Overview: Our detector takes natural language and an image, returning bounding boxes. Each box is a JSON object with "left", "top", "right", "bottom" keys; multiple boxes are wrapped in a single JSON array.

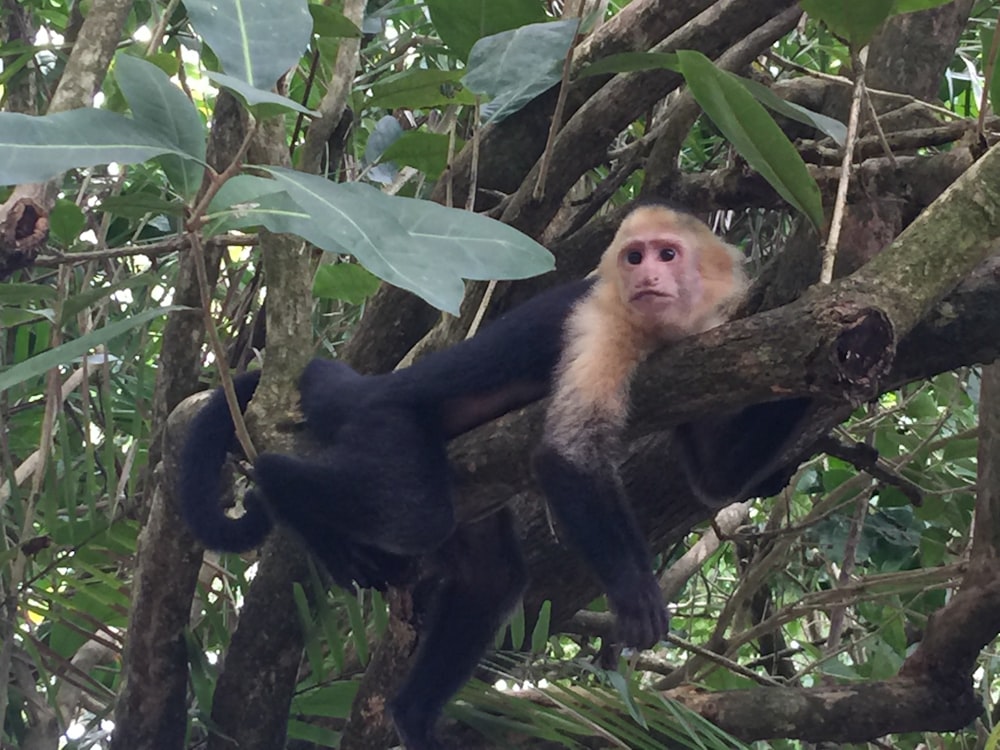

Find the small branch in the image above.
[
  {"left": 817, "top": 435, "right": 924, "bottom": 505},
  {"left": 34, "top": 234, "right": 257, "bottom": 267},
  {"left": 189, "top": 232, "right": 256, "bottom": 462},
  {"left": 767, "top": 51, "right": 964, "bottom": 121},
  {"left": 188, "top": 123, "right": 257, "bottom": 228},
  {"left": 821, "top": 48, "right": 867, "bottom": 284},
  {"left": 533, "top": 13, "right": 582, "bottom": 201},
  {"left": 665, "top": 633, "right": 784, "bottom": 687},
  {"left": 465, "top": 101, "right": 482, "bottom": 212},
  {"left": 298, "top": 0, "right": 365, "bottom": 175},
  {"left": 0, "top": 354, "right": 107, "bottom": 506},
  {"left": 659, "top": 502, "right": 750, "bottom": 604},
  {"left": 825, "top": 486, "right": 871, "bottom": 653},
  {"left": 978, "top": 4, "right": 1000, "bottom": 138}
]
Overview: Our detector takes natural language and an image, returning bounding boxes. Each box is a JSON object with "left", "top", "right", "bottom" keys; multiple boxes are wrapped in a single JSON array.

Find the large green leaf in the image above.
[
  {"left": 981, "top": 27, "right": 1000, "bottom": 117},
  {"left": 211, "top": 169, "right": 554, "bottom": 313},
  {"left": 208, "top": 72, "right": 318, "bottom": 116},
  {"left": 367, "top": 69, "right": 476, "bottom": 110},
  {"left": 677, "top": 50, "right": 824, "bottom": 228},
  {"left": 114, "top": 54, "right": 206, "bottom": 199},
  {"left": 463, "top": 20, "right": 578, "bottom": 125},
  {"left": 0, "top": 306, "right": 182, "bottom": 394},
  {"left": 0, "top": 283, "right": 57, "bottom": 306},
  {"left": 576, "top": 51, "right": 679, "bottom": 79},
  {"left": 426, "top": 0, "right": 547, "bottom": 61},
  {"left": 309, "top": 5, "right": 361, "bottom": 38},
  {"left": 313, "top": 263, "right": 380, "bottom": 305},
  {"left": 380, "top": 131, "right": 457, "bottom": 179},
  {"left": 380, "top": 189, "right": 554, "bottom": 281},
  {"left": 184, "top": 0, "right": 312, "bottom": 89},
  {"left": 893, "top": 0, "right": 954, "bottom": 11},
  {"left": 800, "top": 0, "right": 894, "bottom": 47},
  {"left": 739, "top": 76, "right": 847, "bottom": 145},
  {"left": 0, "top": 110, "right": 188, "bottom": 186}
]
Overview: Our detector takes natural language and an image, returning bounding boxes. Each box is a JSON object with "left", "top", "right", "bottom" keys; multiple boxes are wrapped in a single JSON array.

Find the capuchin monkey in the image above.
[
  {"left": 534, "top": 206, "right": 748, "bottom": 648},
  {"left": 179, "top": 201, "right": 802, "bottom": 750}
]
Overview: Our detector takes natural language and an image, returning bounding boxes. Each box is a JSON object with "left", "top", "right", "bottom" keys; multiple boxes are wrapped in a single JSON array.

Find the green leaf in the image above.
[
  {"left": 529, "top": 600, "right": 552, "bottom": 654},
  {"left": 0, "top": 283, "right": 57, "bottom": 306},
  {"left": 208, "top": 72, "right": 318, "bottom": 117},
  {"left": 739, "top": 76, "right": 847, "bottom": 145},
  {"left": 313, "top": 263, "right": 381, "bottom": 304},
  {"left": 115, "top": 54, "right": 207, "bottom": 199},
  {"left": 286, "top": 721, "right": 340, "bottom": 747},
  {"left": 464, "top": 20, "right": 578, "bottom": 125},
  {"left": 203, "top": 174, "right": 307, "bottom": 235},
  {"left": 59, "top": 273, "right": 159, "bottom": 325},
  {"left": 508, "top": 601, "right": 525, "bottom": 650},
  {"left": 677, "top": 50, "right": 824, "bottom": 228},
  {"left": 892, "top": 0, "right": 953, "bottom": 11},
  {"left": 367, "top": 69, "right": 476, "bottom": 110},
  {"left": 0, "top": 306, "right": 182, "bottom": 394},
  {"left": 576, "top": 51, "right": 678, "bottom": 79},
  {"left": 0, "top": 110, "right": 187, "bottom": 186},
  {"left": 380, "top": 131, "right": 458, "bottom": 179},
  {"left": 309, "top": 5, "right": 361, "bottom": 38},
  {"left": 605, "top": 669, "right": 647, "bottom": 728},
  {"left": 364, "top": 115, "right": 402, "bottom": 184},
  {"left": 49, "top": 200, "right": 87, "bottom": 244},
  {"left": 0, "top": 309, "right": 50, "bottom": 327},
  {"left": 184, "top": 0, "right": 312, "bottom": 89},
  {"left": 342, "top": 591, "right": 369, "bottom": 665},
  {"left": 256, "top": 167, "right": 554, "bottom": 314},
  {"left": 291, "top": 682, "right": 360, "bottom": 718},
  {"left": 99, "top": 191, "right": 185, "bottom": 219},
  {"left": 426, "top": 0, "right": 547, "bottom": 61},
  {"left": 981, "top": 27, "right": 1000, "bottom": 117},
  {"left": 800, "top": 0, "right": 894, "bottom": 47}
]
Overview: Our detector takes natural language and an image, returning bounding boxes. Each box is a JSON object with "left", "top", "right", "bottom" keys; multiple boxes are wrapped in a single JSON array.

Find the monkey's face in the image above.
[{"left": 615, "top": 232, "right": 702, "bottom": 326}]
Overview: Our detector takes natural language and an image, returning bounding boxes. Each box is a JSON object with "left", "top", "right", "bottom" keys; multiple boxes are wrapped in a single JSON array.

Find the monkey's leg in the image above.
[
  {"left": 254, "top": 408, "right": 455, "bottom": 556},
  {"left": 391, "top": 508, "right": 527, "bottom": 750}
]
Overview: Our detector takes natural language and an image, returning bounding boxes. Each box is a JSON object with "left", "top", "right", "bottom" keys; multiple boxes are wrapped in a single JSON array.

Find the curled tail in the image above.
[{"left": 178, "top": 370, "right": 274, "bottom": 551}]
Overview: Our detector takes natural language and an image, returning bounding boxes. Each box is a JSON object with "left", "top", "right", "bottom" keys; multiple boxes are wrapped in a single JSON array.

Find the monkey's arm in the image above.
[
  {"left": 296, "top": 280, "right": 594, "bottom": 440},
  {"left": 533, "top": 444, "right": 669, "bottom": 648}
]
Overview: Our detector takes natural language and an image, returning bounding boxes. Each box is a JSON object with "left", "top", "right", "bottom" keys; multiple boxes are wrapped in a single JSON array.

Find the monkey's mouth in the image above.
[{"left": 631, "top": 290, "right": 673, "bottom": 301}]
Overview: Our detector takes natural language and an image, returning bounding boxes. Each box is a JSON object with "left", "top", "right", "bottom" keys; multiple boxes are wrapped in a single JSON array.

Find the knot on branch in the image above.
[
  {"left": 829, "top": 307, "right": 894, "bottom": 401},
  {"left": 0, "top": 198, "right": 49, "bottom": 279}
]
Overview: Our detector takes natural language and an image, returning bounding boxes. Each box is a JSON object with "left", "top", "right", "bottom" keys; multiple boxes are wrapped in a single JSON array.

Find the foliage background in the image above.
[{"left": 2, "top": 1, "right": 1000, "bottom": 749}]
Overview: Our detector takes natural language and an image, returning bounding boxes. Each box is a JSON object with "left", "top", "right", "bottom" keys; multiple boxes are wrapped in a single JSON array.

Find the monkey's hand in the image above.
[{"left": 608, "top": 571, "right": 669, "bottom": 649}]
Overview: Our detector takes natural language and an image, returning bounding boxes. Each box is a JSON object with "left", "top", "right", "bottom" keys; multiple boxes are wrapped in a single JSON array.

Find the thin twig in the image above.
[
  {"left": 34, "top": 234, "right": 257, "bottom": 267},
  {"left": 465, "top": 101, "right": 481, "bottom": 212},
  {"left": 821, "top": 48, "right": 866, "bottom": 284},
  {"left": 465, "top": 279, "right": 497, "bottom": 339},
  {"left": 664, "top": 633, "right": 784, "bottom": 687},
  {"left": 533, "top": 8, "right": 582, "bottom": 201},
  {"left": 188, "top": 123, "right": 257, "bottom": 228},
  {"left": 978, "top": 4, "right": 1000, "bottom": 138},
  {"left": 768, "top": 51, "right": 964, "bottom": 120},
  {"left": 189, "top": 231, "right": 257, "bottom": 462}
]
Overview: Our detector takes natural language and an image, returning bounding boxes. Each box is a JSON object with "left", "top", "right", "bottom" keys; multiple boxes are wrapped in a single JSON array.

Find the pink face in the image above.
[{"left": 617, "top": 231, "right": 700, "bottom": 322}]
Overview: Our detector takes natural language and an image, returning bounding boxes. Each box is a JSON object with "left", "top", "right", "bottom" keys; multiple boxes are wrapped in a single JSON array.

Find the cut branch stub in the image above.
[
  {"left": 0, "top": 197, "right": 49, "bottom": 279},
  {"left": 825, "top": 304, "right": 895, "bottom": 402},
  {"left": 629, "top": 291, "right": 899, "bottom": 434}
]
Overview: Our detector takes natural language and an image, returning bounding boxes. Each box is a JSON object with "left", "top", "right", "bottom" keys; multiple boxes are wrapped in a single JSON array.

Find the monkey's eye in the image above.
[
  {"left": 659, "top": 247, "right": 677, "bottom": 262},
  {"left": 626, "top": 250, "right": 643, "bottom": 265}
]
